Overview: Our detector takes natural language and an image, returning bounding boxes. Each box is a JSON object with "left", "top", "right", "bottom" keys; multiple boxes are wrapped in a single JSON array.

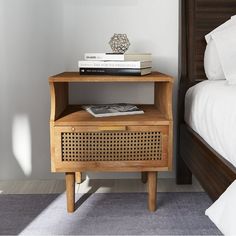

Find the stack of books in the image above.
[{"left": 78, "top": 53, "right": 152, "bottom": 76}]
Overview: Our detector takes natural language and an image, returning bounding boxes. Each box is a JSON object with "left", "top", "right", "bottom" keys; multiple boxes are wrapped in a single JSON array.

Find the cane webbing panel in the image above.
[{"left": 61, "top": 131, "right": 162, "bottom": 162}]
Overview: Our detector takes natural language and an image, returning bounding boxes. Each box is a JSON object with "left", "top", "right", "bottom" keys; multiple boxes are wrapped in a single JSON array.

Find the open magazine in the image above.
[{"left": 83, "top": 103, "right": 144, "bottom": 118}]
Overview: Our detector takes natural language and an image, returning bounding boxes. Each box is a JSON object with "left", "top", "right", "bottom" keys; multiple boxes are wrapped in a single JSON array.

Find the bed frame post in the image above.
[
  {"left": 176, "top": 81, "right": 192, "bottom": 184},
  {"left": 176, "top": 155, "right": 192, "bottom": 184},
  {"left": 176, "top": 0, "right": 192, "bottom": 185}
]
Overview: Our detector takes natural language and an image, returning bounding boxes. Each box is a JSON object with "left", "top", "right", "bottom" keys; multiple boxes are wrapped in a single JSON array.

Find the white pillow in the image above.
[
  {"left": 205, "top": 15, "right": 236, "bottom": 84},
  {"left": 211, "top": 25, "right": 236, "bottom": 85},
  {"left": 204, "top": 38, "right": 225, "bottom": 80},
  {"left": 205, "top": 180, "right": 236, "bottom": 236},
  {"left": 205, "top": 15, "right": 236, "bottom": 43}
]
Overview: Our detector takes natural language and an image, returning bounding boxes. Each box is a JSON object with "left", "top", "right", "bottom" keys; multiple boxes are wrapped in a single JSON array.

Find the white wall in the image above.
[
  {"left": 0, "top": 0, "right": 65, "bottom": 179},
  {"left": 63, "top": 0, "right": 179, "bottom": 179},
  {"left": 0, "top": 0, "right": 179, "bottom": 180}
]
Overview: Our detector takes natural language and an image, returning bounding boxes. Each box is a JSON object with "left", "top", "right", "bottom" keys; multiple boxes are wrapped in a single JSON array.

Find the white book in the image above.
[
  {"left": 83, "top": 103, "right": 144, "bottom": 118},
  {"left": 78, "top": 60, "right": 152, "bottom": 69},
  {"left": 84, "top": 53, "right": 152, "bottom": 61}
]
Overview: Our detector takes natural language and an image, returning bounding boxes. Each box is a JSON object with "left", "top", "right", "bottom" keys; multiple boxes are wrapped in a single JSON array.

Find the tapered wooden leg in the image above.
[
  {"left": 75, "top": 172, "right": 82, "bottom": 184},
  {"left": 148, "top": 171, "right": 157, "bottom": 212},
  {"left": 141, "top": 172, "right": 148, "bottom": 183},
  {"left": 65, "top": 172, "right": 75, "bottom": 213}
]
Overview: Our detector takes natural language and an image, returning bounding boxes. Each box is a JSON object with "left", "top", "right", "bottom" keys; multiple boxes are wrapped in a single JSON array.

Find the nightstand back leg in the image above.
[{"left": 75, "top": 172, "right": 82, "bottom": 184}]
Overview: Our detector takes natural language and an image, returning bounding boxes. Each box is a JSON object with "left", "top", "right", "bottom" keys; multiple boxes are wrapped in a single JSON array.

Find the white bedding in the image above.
[
  {"left": 205, "top": 180, "right": 236, "bottom": 235},
  {"left": 185, "top": 80, "right": 236, "bottom": 167}
]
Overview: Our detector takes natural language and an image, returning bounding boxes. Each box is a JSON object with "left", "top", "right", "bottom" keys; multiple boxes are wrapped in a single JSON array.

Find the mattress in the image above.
[{"left": 185, "top": 80, "right": 236, "bottom": 167}]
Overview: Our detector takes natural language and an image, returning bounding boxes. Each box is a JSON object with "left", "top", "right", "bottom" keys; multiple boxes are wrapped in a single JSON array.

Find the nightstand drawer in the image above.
[{"left": 52, "top": 125, "right": 169, "bottom": 171}]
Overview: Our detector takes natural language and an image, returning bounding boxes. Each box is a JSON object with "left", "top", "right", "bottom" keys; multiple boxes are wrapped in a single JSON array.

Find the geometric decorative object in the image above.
[{"left": 109, "top": 33, "right": 130, "bottom": 54}]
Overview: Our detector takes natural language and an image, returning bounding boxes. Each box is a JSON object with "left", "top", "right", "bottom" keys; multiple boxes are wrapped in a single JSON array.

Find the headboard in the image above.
[
  {"left": 181, "top": 0, "right": 236, "bottom": 84},
  {"left": 178, "top": 0, "right": 236, "bottom": 124},
  {"left": 179, "top": 0, "right": 236, "bottom": 124}
]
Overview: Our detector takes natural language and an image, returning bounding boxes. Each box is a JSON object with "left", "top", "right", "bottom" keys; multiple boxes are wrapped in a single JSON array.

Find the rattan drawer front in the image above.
[{"left": 61, "top": 131, "right": 162, "bottom": 162}]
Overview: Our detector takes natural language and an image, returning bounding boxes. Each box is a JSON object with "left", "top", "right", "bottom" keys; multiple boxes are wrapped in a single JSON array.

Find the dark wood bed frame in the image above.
[{"left": 177, "top": 0, "right": 236, "bottom": 201}]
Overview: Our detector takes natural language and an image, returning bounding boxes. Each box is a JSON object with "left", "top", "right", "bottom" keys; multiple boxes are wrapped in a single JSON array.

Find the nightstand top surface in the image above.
[{"left": 49, "top": 71, "right": 173, "bottom": 83}]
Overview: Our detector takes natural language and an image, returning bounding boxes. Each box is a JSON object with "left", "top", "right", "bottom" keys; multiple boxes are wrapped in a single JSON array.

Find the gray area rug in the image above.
[{"left": 0, "top": 192, "right": 221, "bottom": 235}]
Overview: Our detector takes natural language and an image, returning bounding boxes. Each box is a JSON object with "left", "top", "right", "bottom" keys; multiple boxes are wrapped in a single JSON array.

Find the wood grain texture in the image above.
[
  {"left": 154, "top": 82, "right": 173, "bottom": 120},
  {"left": 168, "top": 121, "right": 173, "bottom": 170},
  {"left": 154, "top": 82, "right": 173, "bottom": 170},
  {"left": 49, "top": 72, "right": 173, "bottom": 83},
  {"left": 180, "top": 124, "right": 236, "bottom": 200},
  {"left": 55, "top": 105, "right": 169, "bottom": 126},
  {"left": 65, "top": 172, "right": 75, "bottom": 213},
  {"left": 177, "top": 0, "right": 236, "bottom": 196},
  {"left": 49, "top": 72, "right": 173, "bottom": 212},
  {"left": 55, "top": 165, "right": 169, "bottom": 173},
  {"left": 75, "top": 172, "right": 82, "bottom": 184},
  {"left": 183, "top": 0, "right": 236, "bottom": 82},
  {"left": 148, "top": 172, "right": 157, "bottom": 212},
  {"left": 50, "top": 82, "right": 68, "bottom": 121},
  {"left": 50, "top": 124, "right": 56, "bottom": 172}
]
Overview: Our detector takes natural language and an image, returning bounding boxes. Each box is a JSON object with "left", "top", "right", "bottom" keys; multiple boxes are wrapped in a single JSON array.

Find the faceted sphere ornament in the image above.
[{"left": 109, "top": 34, "right": 130, "bottom": 54}]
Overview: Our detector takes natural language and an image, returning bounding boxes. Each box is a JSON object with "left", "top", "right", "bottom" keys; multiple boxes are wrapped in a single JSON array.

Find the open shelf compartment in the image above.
[{"left": 54, "top": 104, "right": 170, "bottom": 126}]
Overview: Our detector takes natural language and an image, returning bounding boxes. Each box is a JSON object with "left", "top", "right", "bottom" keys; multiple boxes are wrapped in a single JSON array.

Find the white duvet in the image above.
[
  {"left": 205, "top": 180, "right": 236, "bottom": 235},
  {"left": 185, "top": 80, "right": 236, "bottom": 167}
]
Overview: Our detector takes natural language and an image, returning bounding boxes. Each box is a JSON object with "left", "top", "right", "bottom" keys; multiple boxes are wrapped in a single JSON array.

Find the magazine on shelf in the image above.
[{"left": 83, "top": 103, "right": 144, "bottom": 117}]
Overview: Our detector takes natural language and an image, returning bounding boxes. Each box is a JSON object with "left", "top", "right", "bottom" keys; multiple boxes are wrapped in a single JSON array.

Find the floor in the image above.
[
  {"left": 1, "top": 178, "right": 216, "bottom": 235},
  {"left": 0, "top": 192, "right": 219, "bottom": 235},
  {"left": 0, "top": 177, "right": 203, "bottom": 194}
]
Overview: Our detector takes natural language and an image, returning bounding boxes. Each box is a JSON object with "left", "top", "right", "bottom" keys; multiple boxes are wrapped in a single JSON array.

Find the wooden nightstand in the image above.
[{"left": 49, "top": 72, "right": 173, "bottom": 212}]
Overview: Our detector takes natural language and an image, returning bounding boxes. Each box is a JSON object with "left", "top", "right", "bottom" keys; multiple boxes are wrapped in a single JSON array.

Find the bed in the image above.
[{"left": 177, "top": 0, "right": 236, "bottom": 201}]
